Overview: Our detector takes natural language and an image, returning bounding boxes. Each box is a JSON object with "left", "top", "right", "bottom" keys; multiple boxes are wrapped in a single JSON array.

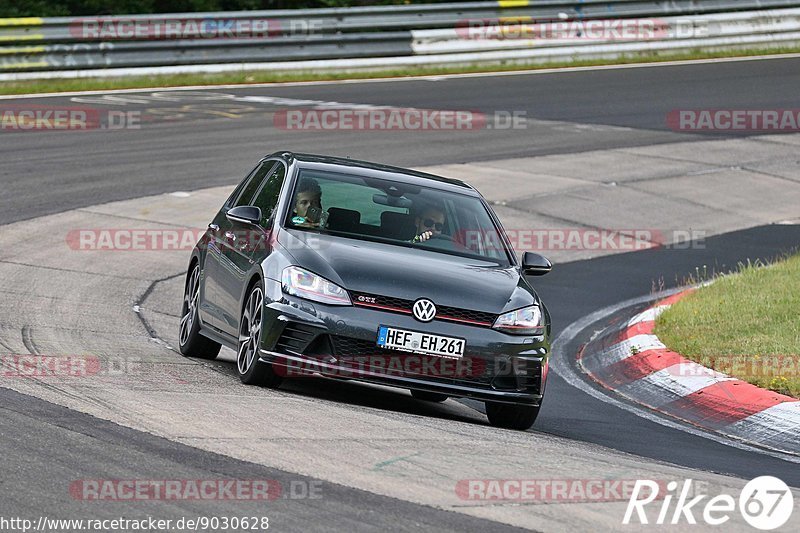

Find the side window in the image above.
[
  {"left": 233, "top": 162, "right": 275, "bottom": 208},
  {"left": 226, "top": 163, "right": 260, "bottom": 209},
  {"left": 251, "top": 163, "right": 286, "bottom": 226}
]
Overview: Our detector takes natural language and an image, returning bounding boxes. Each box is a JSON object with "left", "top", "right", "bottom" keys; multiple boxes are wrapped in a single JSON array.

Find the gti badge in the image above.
[{"left": 412, "top": 298, "right": 436, "bottom": 322}]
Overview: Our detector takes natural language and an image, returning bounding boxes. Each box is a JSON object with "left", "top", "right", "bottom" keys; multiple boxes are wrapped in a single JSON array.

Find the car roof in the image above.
[{"left": 265, "top": 151, "right": 480, "bottom": 196}]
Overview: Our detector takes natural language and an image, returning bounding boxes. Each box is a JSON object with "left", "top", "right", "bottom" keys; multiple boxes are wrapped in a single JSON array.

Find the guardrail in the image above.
[{"left": 2, "top": 0, "right": 800, "bottom": 79}]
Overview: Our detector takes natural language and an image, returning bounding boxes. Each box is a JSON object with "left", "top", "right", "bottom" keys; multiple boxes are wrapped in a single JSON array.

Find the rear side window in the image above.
[
  {"left": 226, "top": 163, "right": 260, "bottom": 209},
  {"left": 233, "top": 162, "right": 276, "bottom": 208},
  {"left": 251, "top": 163, "right": 286, "bottom": 226}
]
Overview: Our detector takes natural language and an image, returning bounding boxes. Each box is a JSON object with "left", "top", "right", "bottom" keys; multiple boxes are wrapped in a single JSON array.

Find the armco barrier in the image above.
[{"left": 2, "top": 0, "right": 800, "bottom": 78}]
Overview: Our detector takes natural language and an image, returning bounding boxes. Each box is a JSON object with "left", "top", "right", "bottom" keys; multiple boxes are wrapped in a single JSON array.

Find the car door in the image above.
[
  {"left": 203, "top": 161, "right": 272, "bottom": 331},
  {"left": 215, "top": 160, "right": 286, "bottom": 338}
]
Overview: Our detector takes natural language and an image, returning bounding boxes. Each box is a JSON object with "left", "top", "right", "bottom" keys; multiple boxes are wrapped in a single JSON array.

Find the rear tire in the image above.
[
  {"left": 237, "top": 281, "right": 282, "bottom": 388},
  {"left": 411, "top": 390, "right": 448, "bottom": 403},
  {"left": 179, "top": 263, "right": 221, "bottom": 360},
  {"left": 485, "top": 402, "right": 540, "bottom": 430}
]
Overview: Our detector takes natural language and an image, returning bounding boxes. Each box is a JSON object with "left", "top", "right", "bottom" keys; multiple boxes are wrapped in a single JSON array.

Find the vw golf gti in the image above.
[{"left": 179, "top": 152, "right": 553, "bottom": 430}]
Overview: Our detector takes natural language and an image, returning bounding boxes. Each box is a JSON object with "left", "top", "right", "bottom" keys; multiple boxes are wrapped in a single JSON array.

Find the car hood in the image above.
[{"left": 278, "top": 229, "right": 536, "bottom": 313}]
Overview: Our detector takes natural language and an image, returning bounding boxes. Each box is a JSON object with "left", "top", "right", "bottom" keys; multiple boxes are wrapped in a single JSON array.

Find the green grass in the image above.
[
  {"left": 655, "top": 255, "right": 800, "bottom": 398},
  {"left": 4, "top": 45, "right": 800, "bottom": 96}
]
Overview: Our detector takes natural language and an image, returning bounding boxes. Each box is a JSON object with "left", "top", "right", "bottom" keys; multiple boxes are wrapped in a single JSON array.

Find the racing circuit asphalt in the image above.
[
  {"left": 2, "top": 57, "right": 800, "bottom": 529},
  {"left": 4, "top": 55, "right": 800, "bottom": 225}
]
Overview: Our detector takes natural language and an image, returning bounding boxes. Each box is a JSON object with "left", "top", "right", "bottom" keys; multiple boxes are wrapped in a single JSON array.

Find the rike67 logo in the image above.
[{"left": 624, "top": 476, "right": 794, "bottom": 530}]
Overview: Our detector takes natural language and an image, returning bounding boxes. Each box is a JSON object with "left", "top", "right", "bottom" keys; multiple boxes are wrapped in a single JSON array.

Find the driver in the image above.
[
  {"left": 412, "top": 204, "right": 446, "bottom": 243},
  {"left": 292, "top": 177, "right": 323, "bottom": 227}
]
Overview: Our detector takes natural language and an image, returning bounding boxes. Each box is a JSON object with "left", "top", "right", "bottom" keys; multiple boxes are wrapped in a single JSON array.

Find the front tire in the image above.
[
  {"left": 237, "top": 281, "right": 282, "bottom": 388},
  {"left": 411, "top": 390, "right": 448, "bottom": 403},
  {"left": 179, "top": 263, "right": 221, "bottom": 360},
  {"left": 485, "top": 402, "right": 540, "bottom": 430}
]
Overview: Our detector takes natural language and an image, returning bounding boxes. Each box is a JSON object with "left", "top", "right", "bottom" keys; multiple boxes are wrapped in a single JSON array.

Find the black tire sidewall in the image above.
[
  {"left": 238, "top": 280, "right": 281, "bottom": 388},
  {"left": 485, "top": 402, "right": 540, "bottom": 430},
  {"left": 179, "top": 264, "right": 220, "bottom": 359}
]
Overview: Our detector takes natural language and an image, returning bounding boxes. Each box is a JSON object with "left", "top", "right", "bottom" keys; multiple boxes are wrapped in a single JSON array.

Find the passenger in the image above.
[{"left": 292, "top": 178, "right": 323, "bottom": 227}]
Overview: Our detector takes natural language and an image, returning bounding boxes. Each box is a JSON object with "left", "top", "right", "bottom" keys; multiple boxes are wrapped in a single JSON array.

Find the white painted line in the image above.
[
  {"left": 2, "top": 52, "right": 800, "bottom": 101},
  {"left": 169, "top": 192, "right": 192, "bottom": 198},
  {"left": 549, "top": 288, "right": 800, "bottom": 462}
]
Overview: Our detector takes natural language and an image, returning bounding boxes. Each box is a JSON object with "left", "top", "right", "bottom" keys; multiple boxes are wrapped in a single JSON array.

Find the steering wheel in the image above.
[{"left": 429, "top": 233, "right": 454, "bottom": 242}]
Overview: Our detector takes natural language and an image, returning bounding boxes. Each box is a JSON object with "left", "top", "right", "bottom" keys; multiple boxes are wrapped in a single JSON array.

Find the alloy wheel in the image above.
[
  {"left": 238, "top": 286, "right": 263, "bottom": 375},
  {"left": 179, "top": 265, "right": 200, "bottom": 346}
]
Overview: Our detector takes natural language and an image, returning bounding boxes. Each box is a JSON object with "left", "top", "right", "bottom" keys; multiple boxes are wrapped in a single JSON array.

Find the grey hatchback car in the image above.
[{"left": 179, "top": 152, "right": 553, "bottom": 430}]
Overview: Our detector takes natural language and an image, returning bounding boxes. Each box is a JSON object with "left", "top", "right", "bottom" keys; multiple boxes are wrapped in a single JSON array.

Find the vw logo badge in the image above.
[{"left": 412, "top": 298, "right": 436, "bottom": 322}]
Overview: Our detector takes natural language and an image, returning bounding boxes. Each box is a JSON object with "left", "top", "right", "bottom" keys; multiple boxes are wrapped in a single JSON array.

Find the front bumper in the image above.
[{"left": 258, "top": 279, "right": 549, "bottom": 405}]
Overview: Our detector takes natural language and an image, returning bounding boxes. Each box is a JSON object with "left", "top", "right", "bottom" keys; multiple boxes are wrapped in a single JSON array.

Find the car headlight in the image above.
[
  {"left": 492, "top": 305, "right": 544, "bottom": 335},
  {"left": 281, "top": 266, "right": 351, "bottom": 306}
]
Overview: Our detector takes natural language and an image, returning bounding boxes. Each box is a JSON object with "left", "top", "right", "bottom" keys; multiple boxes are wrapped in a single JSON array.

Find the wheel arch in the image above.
[
  {"left": 187, "top": 253, "right": 199, "bottom": 273},
  {"left": 241, "top": 271, "right": 264, "bottom": 314}
]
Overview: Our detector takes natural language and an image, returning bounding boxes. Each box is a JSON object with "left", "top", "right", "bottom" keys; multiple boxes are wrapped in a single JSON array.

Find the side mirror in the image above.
[
  {"left": 521, "top": 252, "right": 552, "bottom": 276},
  {"left": 227, "top": 205, "right": 262, "bottom": 226}
]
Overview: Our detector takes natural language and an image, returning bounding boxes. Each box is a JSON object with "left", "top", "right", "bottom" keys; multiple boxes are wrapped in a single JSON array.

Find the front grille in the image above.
[
  {"left": 330, "top": 335, "right": 379, "bottom": 358},
  {"left": 350, "top": 292, "right": 412, "bottom": 315},
  {"left": 350, "top": 291, "right": 497, "bottom": 327},
  {"left": 437, "top": 305, "right": 496, "bottom": 326}
]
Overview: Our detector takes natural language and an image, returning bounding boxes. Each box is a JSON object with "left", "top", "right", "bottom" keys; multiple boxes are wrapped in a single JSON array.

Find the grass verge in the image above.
[
  {"left": 3, "top": 45, "right": 800, "bottom": 96},
  {"left": 655, "top": 255, "right": 800, "bottom": 398}
]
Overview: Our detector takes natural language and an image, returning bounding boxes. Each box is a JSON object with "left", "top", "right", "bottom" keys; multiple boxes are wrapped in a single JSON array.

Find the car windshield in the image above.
[{"left": 285, "top": 169, "right": 512, "bottom": 265}]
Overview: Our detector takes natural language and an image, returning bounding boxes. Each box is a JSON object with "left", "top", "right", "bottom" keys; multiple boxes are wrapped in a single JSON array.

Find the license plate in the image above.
[{"left": 377, "top": 325, "right": 465, "bottom": 359}]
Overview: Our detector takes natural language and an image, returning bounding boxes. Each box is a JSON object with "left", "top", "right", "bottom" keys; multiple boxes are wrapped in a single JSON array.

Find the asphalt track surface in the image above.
[
  {"left": 2, "top": 57, "right": 800, "bottom": 529},
  {"left": 4, "top": 56, "right": 800, "bottom": 225},
  {"left": 0, "top": 387, "right": 522, "bottom": 532},
  {"left": 539, "top": 224, "right": 800, "bottom": 484}
]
